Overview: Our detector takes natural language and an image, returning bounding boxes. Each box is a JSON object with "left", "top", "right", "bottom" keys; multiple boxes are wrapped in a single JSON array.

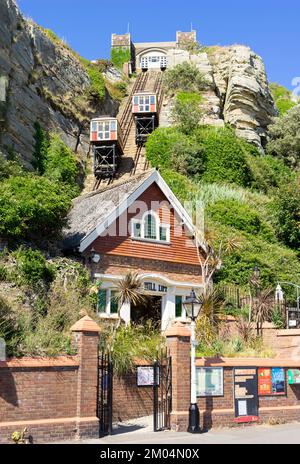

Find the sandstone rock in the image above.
[
  {"left": 160, "top": 45, "right": 277, "bottom": 150},
  {"left": 0, "top": 0, "right": 119, "bottom": 167}
]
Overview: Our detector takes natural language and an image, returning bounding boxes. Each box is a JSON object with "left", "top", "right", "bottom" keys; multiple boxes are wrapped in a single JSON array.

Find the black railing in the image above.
[{"left": 97, "top": 352, "right": 113, "bottom": 437}]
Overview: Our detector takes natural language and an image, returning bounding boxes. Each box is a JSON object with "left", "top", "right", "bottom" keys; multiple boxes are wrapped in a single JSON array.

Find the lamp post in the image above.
[{"left": 183, "top": 289, "right": 203, "bottom": 434}]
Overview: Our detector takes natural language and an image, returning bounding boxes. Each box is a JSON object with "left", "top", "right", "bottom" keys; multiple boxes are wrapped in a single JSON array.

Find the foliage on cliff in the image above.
[{"left": 146, "top": 100, "right": 300, "bottom": 293}]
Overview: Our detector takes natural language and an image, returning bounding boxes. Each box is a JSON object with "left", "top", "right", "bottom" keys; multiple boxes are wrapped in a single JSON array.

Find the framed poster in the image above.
[
  {"left": 137, "top": 366, "right": 156, "bottom": 387},
  {"left": 196, "top": 367, "right": 224, "bottom": 397},
  {"left": 271, "top": 368, "right": 286, "bottom": 395},
  {"left": 258, "top": 368, "right": 286, "bottom": 396},
  {"left": 234, "top": 368, "right": 258, "bottom": 423},
  {"left": 288, "top": 369, "right": 300, "bottom": 385},
  {"left": 258, "top": 368, "right": 272, "bottom": 396}
]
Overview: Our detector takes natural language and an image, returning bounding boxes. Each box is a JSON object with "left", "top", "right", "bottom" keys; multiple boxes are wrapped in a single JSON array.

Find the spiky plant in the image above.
[
  {"left": 252, "top": 288, "right": 274, "bottom": 336},
  {"left": 115, "top": 272, "right": 147, "bottom": 309},
  {"left": 196, "top": 288, "right": 225, "bottom": 346}
]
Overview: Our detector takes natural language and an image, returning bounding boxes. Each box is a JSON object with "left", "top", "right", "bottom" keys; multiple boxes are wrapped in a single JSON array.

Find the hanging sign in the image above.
[
  {"left": 196, "top": 367, "right": 224, "bottom": 397},
  {"left": 288, "top": 369, "right": 300, "bottom": 385},
  {"left": 234, "top": 368, "right": 258, "bottom": 423}
]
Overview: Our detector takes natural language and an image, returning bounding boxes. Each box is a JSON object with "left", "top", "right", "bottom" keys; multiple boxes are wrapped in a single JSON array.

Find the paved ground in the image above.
[{"left": 57, "top": 417, "right": 300, "bottom": 444}]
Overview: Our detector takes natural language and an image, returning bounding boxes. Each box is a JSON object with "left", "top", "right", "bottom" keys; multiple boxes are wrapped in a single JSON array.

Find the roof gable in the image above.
[{"left": 63, "top": 170, "right": 197, "bottom": 253}]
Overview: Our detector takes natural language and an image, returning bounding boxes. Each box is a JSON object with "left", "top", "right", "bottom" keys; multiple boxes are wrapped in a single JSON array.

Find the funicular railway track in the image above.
[{"left": 91, "top": 70, "right": 164, "bottom": 191}]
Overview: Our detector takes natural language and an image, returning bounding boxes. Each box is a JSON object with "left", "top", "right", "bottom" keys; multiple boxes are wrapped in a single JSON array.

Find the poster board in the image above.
[
  {"left": 234, "top": 368, "right": 258, "bottom": 423},
  {"left": 196, "top": 367, "right": 224, "bottom": 397},
  {"left": 288, "top": 369, "right": 300, "bottom": 385},
  {"left": 137, "top": 366, "right": 156, "bottom": 387},
  {"left": 258, "top": 368, "right": 285, "bottom": 396}
]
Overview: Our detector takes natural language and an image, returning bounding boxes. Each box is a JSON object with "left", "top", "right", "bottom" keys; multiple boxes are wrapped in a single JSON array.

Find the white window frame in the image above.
[{"left": 131, "top": 211, "right": 170, "bottom": 244}]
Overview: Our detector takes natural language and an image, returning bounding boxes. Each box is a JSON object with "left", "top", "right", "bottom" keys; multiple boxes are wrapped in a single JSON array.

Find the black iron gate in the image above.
[
  {"left": 97, "top": 352, "right": 113, "bottom": 437},
  {"left": 153, "top": 351, "right": 172, "bottom": 432}
]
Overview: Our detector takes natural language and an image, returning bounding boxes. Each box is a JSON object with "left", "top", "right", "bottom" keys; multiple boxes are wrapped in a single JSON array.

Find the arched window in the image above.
[
  {"left": 144, "top": 213, "right": 157, "bottom": 240},
  {"left": 131, "top": 211, "right": 170, "bottom": 243}
]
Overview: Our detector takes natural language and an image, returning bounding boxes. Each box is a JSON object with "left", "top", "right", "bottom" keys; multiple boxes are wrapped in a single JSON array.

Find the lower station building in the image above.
[{"left": 64, "top": 170, "right": 206, "bottom": 330}]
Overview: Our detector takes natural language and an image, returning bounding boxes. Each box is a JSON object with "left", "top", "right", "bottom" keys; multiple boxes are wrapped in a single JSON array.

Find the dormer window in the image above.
[{"left": 132, "top": 211, "right": 170, "bottom": 244}]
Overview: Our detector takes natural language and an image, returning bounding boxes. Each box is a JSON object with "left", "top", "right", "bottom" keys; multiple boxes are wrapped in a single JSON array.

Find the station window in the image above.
[
  {"left": 145, "top": 213, "right": 157, "bottom": 240},
  {"left": 175, "top": 296, "right": 183, "bottom": 318},
  {"left": 131, "top": 211, "right": 170, "bottom": 243},
  {"left": 98, "top": 289, "right": 107, "bottom": 314},
  {"left": 132, "top": 221, "right": 142, "bottom": 238},
  {"left": 110, "top": 290, "right": 119, "bottom": 314}
]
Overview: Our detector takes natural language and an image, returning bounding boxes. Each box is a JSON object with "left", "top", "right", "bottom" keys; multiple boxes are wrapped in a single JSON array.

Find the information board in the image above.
[
  {"left": 234, "top": 368, "right": 258, "bottom": 423},
  {"left": 196, "top": 367, "right": 224, "bottom": 397},
  {"left": 137, "top": 366, "right": 155, "bottom": 387}
]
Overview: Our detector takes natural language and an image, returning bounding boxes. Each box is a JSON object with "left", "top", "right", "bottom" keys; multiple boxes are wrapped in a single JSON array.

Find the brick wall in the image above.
[
  {"left": 0, "top": 358, "right": 79, "bottom": 444},
  {"left": 0, "top": 316, "right": 101, "bottom": 444},
  {"left": 113, "top": 370, "right": 153, "bottom": 422},
  {"left": 196, "top": 359, "right": 300, "bottom": 430}
]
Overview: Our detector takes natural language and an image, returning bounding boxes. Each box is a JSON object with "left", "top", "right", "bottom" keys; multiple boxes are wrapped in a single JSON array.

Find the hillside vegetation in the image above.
[{"left": 146, "top": 64, "right": 300, "bottom": 294}]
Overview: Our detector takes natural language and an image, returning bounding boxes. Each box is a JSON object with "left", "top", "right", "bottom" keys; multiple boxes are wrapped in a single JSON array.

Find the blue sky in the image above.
[{"left": 17, "top": 0, "right": 300, "bottom": 89}]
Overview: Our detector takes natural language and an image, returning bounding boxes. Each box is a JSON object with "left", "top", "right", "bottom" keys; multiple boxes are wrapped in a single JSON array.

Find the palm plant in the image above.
[
  {"left": 196, "top": 288, "right": 225, "bottom": 347},
  {"left": 115, "top": 272, "right": 147, "bottom": 309},
  {"left": 252, "top": 288, "right": 274, "bottom": 336},
  {"left": 194, "top": 226, "right": 242, "bottom": 296}
]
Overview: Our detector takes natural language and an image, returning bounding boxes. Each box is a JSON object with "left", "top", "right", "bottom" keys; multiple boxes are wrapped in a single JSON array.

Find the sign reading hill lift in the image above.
[{"left": 234, "top": 368, "right": 258, "bottom": 423}]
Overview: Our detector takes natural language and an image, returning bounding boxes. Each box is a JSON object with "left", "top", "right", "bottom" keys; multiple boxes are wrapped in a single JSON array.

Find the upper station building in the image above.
[{"left": 111, "top": 30, "right": 197, "bottom": 73}]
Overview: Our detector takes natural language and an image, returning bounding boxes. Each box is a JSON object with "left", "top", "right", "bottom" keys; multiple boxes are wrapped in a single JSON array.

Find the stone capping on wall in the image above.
[
  {"left": 70, "top": 315, "right": 101, "bottom": 333},
  {"left": 0, "top": 356, "right": 79, "bottom": 369},
  {"left": 196, "top": 357, "right": 300, "bottom": 367},
  {"left": 277, "top": 329, "right": 300, "bottom": 337}
]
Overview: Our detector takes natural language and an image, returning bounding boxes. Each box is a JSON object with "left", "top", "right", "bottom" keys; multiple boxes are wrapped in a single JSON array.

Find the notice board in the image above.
[
  {"left": 234, "top": 368, "right": 258, "bottom": 423},
  {"left": 258, "top": 368, "right": 285, "bottom": 396}
]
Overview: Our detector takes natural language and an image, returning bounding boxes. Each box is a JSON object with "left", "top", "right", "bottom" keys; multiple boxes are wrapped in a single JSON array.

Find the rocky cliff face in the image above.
[
  {"left": 0, "top": 0, "right": 119, "bottom": 167},
  {"left": 160, "top": 45, "right": 277, "bottom": 150}
]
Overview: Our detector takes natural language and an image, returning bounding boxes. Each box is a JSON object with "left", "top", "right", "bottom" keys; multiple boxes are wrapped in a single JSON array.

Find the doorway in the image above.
[{"left": 131, "top": 295, "right": 162, "bottom": 327}]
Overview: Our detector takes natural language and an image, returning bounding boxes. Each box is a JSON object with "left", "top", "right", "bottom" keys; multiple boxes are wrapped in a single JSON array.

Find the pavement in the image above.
[{"left": 56, "top": 416, "right": 300, "bottom": 445}]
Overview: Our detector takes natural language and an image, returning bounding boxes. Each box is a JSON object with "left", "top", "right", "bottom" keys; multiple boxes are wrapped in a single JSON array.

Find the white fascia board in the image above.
[
  {"left": 79, "top": 170, "right": 198, "bottom": 253},
  {"left": 94, "top": 272, "right": 204, "bottom": 289}
]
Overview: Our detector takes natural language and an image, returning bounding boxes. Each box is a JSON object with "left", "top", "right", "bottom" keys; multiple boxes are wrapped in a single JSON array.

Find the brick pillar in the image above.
[
  {"left": 166, "top": 323, "right": 191, "bottom": 432},
  {"left": 71, "top": 316, "right": 101, "bottom": 440}
]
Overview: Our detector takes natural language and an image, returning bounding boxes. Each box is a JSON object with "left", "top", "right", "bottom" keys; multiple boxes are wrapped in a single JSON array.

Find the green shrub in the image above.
[
  {"left": 215, "top": 224, "right": 300, "bottom": 294},
  {"left": 267, "top": 104, "right": 300, "bottom": 168},
  {"left": 0, "top": 296, "right": 20, "bottom": 356},
  {"left": 32, "top": 121, "right": 50, "bottom": 174},
  {"left": 160, "top": 168, "right": 197, "bottom": 202},
  {"left": 110, "top": 47, "right": 131, "bottom": 70},
  {"left": 271, "top": 178, "right": 300, "bottom": 248},
  {"left": 13, "top": 247, "right": 54, "bottom": 286},
  {"left": 0, "top": 265, "right": 8, "bottom": 282},
  {"left": 207, "top": 199, "right": 276, "bottom": 241},
  {"left": 247, "top": 153, "right": 293, "bottom": 193},
  {"left": 0, "top": 174, "right": 72, "bottom": 239},
  {"left": 82, "top": 60, "right": 106, "bottom": 102},
  {"left": 196, "top": 126, "right": 255, "bottom": 186},
  {"left": 171, "top": 92, "right": 203, "bottom": 134},
  {"left": 101, "top": 322, "right": 164, "bottom": 375},
  {"left": 44, "top": 133, "right": 79, "bottom": 194},
  {"left": 0, "top": 152, "right": 24, "bottom": 180},
  {"left": 146, "top": 127, "right": 202, "bottom": 174},
  {"left": 270, "top": 83, "right": 296, "bottom": 116},
  {"left": 163, "top": 62, "right": 207, "bottom": 95}
]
